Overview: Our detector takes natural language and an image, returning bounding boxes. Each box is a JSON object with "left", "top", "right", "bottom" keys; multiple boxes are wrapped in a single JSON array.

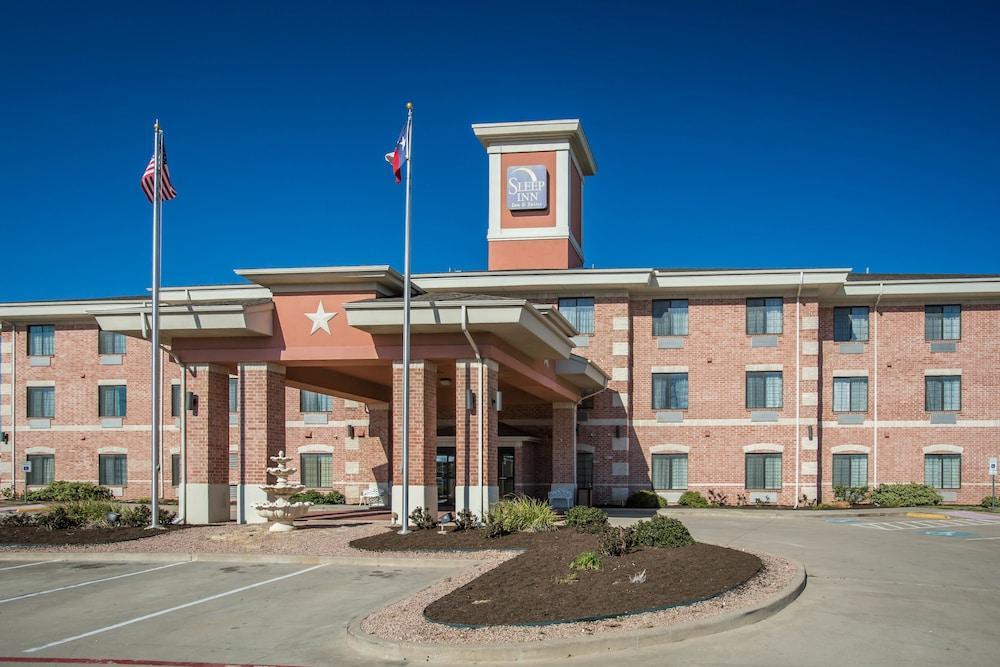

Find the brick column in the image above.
[
  {"left": 185, "top": 364, "right": 230, "bottom": 524},
  {"left": 238, "top": 363, "right": 286, "bottom": 524},
  {"left": 391, "top": 361, "right": 437, "bottom": 524},
  {"left": 454, "top": 358, "right": 499, "bottom": 517},
  {"left": 552, "top": 402, "right": 577, "bottom": 506}
]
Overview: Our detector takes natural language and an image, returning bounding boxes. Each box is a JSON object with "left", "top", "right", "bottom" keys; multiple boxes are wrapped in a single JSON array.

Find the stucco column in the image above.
[
  {"left": 185, "top": 364, "right": 231, "bottom": 524},
  {"left": 551, "top": 402, "right": 577, "bottom": 506},
  {"left": 238, "top": 362, "right": 286, "bottom": 524},
  {"left": 391, "top": 360, "right": 437, "bottom": 524},
  {"left": 454, "top": 358, "right": 500, "bottom": 517}
]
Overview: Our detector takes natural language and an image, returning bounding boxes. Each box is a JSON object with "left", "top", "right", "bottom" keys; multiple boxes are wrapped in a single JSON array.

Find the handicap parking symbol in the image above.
[{"left": 921, "top": 529, "right": 976, "bottom": 538}]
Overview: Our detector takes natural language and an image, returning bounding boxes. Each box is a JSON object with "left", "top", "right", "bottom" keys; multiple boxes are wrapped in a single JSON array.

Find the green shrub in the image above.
[
  {"left": 564, "top": 505, "right": 608, "bottom": 533},
  {"left": 833, "top": 486, "right": 870, "bottom": 504},
  {"left": 117, "top": 504, "right": 176, "bottom": 527},
  {"left": 0, "top": 511, "right": 37, "bottom": 527},
  {"left": 569, "top": 551, "right": 602, "bottom": 571},
  {"left": 678, "top": 491, "right": 709, "bottom": 508},
  {"left": 289, "top": 489, "right": 345, "bottom": 505},
  {"left": 982, "top": 496, "right": 999, "bottom": 510},
  {"left": 408, "top": 506, "right": 437, "bottom": 530},
  {"left": 625, "top": 490, "right": 667, "bottom": 508},
  {"left": 871, "top": 483, "right": 943, "bottom": 508},
  {"left": 484, "top": 495, "right": 556, "bottom": 534},
  {"left": 598, "top": 525, "right": 636, "bottom": 557},
  {"left": 633, "top": 515, "right": 695, "bottom": 549},
  {"left": 26, "top": 481, "right": 113, "bottom": 502},
  {"left": 36, "top": 504, "right": 87, "bottom": 530},
  {"left": 454, "top": 508, "right": 480, "bottom": 531}
]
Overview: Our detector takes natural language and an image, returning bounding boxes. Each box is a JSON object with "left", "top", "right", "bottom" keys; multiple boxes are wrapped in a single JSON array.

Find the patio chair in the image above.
[
  {"left": 547, "top": 487, "right": 573, "bottom": 510},
  {"left": 360, "top": 483, "right": 385, "bottom": 508}
]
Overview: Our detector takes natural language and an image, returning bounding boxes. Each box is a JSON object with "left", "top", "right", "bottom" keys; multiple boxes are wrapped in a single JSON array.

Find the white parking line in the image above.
[
  {"left": 0, "top": 560, "right": 61, "bottom": 572},
  {"left": 967, "top": 536, "right": 1000, "bottom": 541},
  {"left": 854, "top": 518, "right": 1000, "bottom": 531},
  {"left": 23, "top": 563, "right": 327, "bottom": 653},
  {"left": 0, "top": 561, "right": 188, "bottom": 605}
]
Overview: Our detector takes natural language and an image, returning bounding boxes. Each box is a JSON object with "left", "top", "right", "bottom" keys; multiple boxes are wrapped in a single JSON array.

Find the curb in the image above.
[
  {"left": 344, "top": 559, "right": 807, "bottom": 663},
  {"left": 656, "top": 508, "right": 922, "bottom": 520},
  {"left": 0, "top": 550, "right": 479, "bottom": 569}
]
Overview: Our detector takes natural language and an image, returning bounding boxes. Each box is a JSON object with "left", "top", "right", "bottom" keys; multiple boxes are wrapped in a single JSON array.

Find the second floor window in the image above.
[
  {"left": 300, "top": 390, "right": 333, "bottom": 413},
  {"left": 925, "top": 375, "right": 960, "bottom": 412},
  {"left": 746, "top": 298, "right": 783, "bottom": 335},
  {"left": 26, "top": 386, "right": 55, "bottom": 418},
  {"left": 834, "top": 307, "right": 869, "bottom": 342},
  {"left": 558, "top": 297, "right": 595, "bottom": 335},
  {"left": 925, "top": 305, "right": 960, "bottom": 340},
  {"left": 229, "top": 378, "right": 239, "bottom": 412},
  {"left": 746, "top": 371, "right": 783, "bottom": 409},
  {"left": 652, "top": 373, "right": 688, "bottom": 410},
  {"left": 171, "top": 385, "right": 182, "bottom": 417},
  {"left": 98, "top": 385, "right": 127, "bottom": 417},
  {"left": 652, "top": 299, "right": 689, "bottom": 336},
  {"left": 98, "top": 330, "right": 127, "bottom": 354},
  {"left": 833, "top": 377, "right": 868, "bottom": 413},
  {"left": 28, "top": 325, "right": 54, "bottom": 356}
]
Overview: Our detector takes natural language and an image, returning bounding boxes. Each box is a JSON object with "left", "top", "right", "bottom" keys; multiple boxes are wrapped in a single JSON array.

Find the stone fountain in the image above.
[{"left": 254, "top": 451, "right": 312, "bottom": 532}]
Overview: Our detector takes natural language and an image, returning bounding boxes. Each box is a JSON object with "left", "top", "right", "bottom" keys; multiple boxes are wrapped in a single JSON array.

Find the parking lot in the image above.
[{"left": 0, "top": 510, "right": 998, "bottom": 666}]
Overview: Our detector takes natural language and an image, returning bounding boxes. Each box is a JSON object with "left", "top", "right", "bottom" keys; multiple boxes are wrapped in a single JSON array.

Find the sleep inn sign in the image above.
[{"left": 507, "top": 165, "right": 548, "bottom": 210}]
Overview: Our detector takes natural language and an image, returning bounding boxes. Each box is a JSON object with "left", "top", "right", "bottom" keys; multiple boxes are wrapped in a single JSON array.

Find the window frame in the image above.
[
  {"left": 746, "top": 371, "right": 783, "bottom": 409},
  {"left": 832, "top": 453, "right": 868, "bottom": 487},
  {"left": 557, "top": 297, "right": 596, "bottom": 336},
  {"left": 98, "top": 330, "right": 127, "bottom": 355},
  {"left": 27, "top": 324, "right": 55, "bottom": 357},
  {"left": 651, "top": 299, "right": 689, "bottom": 337},
  {"left": 745, "top": 452, "right": 782, "bottom": 490},
  {"left": 833, "top": 306, "right": 870, "bottom": 342},
  {"left": 299, "top": 453, "right": 333, "bottom": 488},
  {"left": 171, "top": 453, "right": 181, "bottom": 487},
  {"left": 26, "top": 385, "right": 55, "bottom": 418},
  {"left": 576, "top": 451, "right": 594, "bottom": 490},
  {"left": 652, "top": 372, "right": 689, "bottom": 410},
  {"left": 746, "top": 297, "right": 783, "bottom": 335},
  {"left": 98, "top": 384, "right": 128, "bottom": 418},
  {"left": 832, "top": 376, "right": 868, "bottom": 413},
  {"left": 229, "top": 377, "right": 239, "bottom": 413},
  {"left": 924, "top": 453, "right": 961, "bottom": 489},
  {"left": 98, "top": 454, "right": 127, "bottom": 486},
  {"left": 26, "top": 454, "right": 55, "bottom": 486},
  {"left": 925, "top": 375, "right": 961, "bottom": 412},
  {"left": 924, "top": 304, "right": 961, "bottom": 341},
  {"left": 651, "top": 453, "right": 689, "bottom": 490},
  {"left": 299, "top": 390, "right": 334, "bottom": 413}
]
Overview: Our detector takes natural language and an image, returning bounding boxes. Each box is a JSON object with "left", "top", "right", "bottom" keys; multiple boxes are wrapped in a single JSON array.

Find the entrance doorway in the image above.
[
  {"left": 576, "top": 451, "right": 594, "bottom": 506},
  {"left": 436, "top": 447, "right": 456, "bottom": 508},
  {"left": 499, "top": 447, "right": 516, "bottom": 498}
]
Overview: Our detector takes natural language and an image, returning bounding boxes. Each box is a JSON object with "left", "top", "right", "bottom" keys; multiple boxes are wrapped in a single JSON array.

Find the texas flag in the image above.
[{"left": 384, "top": 116, "right": 410, "bottom": 183}]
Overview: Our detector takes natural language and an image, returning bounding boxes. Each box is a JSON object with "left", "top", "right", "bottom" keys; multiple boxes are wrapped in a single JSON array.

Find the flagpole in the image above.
[
  {"left": 399, "top": 102, "right": 413, "bottom": 535},
  {"left": 149, "top": 121, "right": 163, "bottom": 530}
]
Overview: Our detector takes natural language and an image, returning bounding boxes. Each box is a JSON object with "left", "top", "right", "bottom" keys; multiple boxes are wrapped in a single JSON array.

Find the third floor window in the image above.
[
  {"left": 300, "top": 390, "right": 333, "bottom": 413},
  {"left": 98, "top": 330, "right": 127, "bottom": 355},
  {"left": 746, "top": 298, "right": 783, "bottom": 335},
  {"left": 28, "top": 325, "right": 54, "bottom": 356},
  {"left": 652, "top": 299, "right": 688, "bottom": 336},
  {"left": 834, "top": 307, "right": 869, "bottom": 342},
  {"left": 925, "top": 305, "right": 960, "bottom": 340}
]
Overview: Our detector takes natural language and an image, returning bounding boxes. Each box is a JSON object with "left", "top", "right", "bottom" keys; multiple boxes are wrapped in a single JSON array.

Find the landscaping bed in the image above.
[
  {"left": 352, "top": 526, "right": 761, "bottom": 626},
  {"left": 0, "top": 525, "right": 184, "bottom": 546}
]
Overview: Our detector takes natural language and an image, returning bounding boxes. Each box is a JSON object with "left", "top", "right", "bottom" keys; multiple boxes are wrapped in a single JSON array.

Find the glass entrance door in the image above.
[
  {"left": 498, "top": 447, "right": 516, "bottom": 498},
  {"left": 436, "top": 447, "right": 456, "bottom": 508}
]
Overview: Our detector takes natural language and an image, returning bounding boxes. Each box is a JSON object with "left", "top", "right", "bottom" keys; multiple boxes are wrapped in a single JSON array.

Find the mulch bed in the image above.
[
  {"left": 351, "top": 527, "right": 761, "bottom": 626},
  {"left": 0, "top": 525, "right": 184, "bottom": 546}
]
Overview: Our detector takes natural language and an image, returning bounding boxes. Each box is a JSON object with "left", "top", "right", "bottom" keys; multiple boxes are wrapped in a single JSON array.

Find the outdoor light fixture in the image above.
[
  {"left": 440, "top": 377, "right": 453, "bottom": 386},
  {"left": 105, "top": 511, "right": 120, "bottom": 526},
  {"left": 494, "top": 390, "right": 503, "bottom": 412},
  {"left": 186, "top": 391, "right": 197, "bottom": 411},
  {"left": 347, "top": 424, "right": 356, "bottom": 439},
  {"left": 0, "top": 432, "right": 7, "bottom": 444},
  {"left": 466, "top": 389, "right": 475, "bottom": 411},
  {"left": 438, "top": 512, "right": 454, "bottom": 534}
]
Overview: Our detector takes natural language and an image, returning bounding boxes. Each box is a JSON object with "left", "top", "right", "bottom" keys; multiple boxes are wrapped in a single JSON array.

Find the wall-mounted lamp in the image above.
[
  {"left": 186, "top": 391, "right": 197, "bottom": 412},
  {"left": 493, "top": 391, "right": 503, "bottom": 412},
  {"left": 466, "top": 389, "right": 475, "bottom": 412},
  {"left": 807, "top": 425, "right": 814, "bottom": 441},
  {"left": 439, "top": 378, "right": 453, "bottom": 387},
  {"left": 347, "top": 424, "right": 356, "bottom": 439}
]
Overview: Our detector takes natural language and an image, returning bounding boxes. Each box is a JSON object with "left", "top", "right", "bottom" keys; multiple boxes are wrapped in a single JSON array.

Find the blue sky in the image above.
[{"left": 2, "top": 1, "right": 999, "bottom": 301}]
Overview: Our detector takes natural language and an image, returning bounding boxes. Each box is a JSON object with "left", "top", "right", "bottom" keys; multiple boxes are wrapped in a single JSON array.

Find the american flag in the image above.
[{"left": 141, "top": 139, "right": 178, "bottom": 203}]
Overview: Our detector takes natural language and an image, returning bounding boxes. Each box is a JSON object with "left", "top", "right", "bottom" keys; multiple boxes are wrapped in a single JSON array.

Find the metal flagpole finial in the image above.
[
  {"left": 406, "top": 102, "right": 413, "bottom": 110},
  {"left": 154, "top": 119, "right": 160, "bottom": 131}
]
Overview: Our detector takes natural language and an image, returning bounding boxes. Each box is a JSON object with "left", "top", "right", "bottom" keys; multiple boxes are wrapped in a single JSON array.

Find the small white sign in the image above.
[
  {"left": 989, "top": 457, "right": 998, "bottom": 477},
  {"left": 20, "top": 461, "right": 31, "bottom": 474}
]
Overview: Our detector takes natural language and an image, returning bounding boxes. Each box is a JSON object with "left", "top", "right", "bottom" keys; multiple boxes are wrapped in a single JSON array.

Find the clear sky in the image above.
[{"left": 2, "top": 1, "right": 999, "bottom": 301}]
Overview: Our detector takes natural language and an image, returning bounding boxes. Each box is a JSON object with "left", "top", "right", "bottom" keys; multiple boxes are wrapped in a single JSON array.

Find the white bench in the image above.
[
  {"left": 360, "top": 484, "right": 385, "bottom": 508},
  {"left": 547, "top": 487, "right": 574, "bottom": 510}
]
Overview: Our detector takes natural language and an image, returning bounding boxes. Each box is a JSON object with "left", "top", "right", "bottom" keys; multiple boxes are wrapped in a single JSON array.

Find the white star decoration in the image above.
[{"left": 305, "top": 301, "right": 336, "bottom": 335}]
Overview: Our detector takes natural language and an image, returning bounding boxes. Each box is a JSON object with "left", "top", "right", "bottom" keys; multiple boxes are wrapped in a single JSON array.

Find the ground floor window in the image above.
[
  {"left": 576, "top": 451, "right": 594, "bottom": 490},
  {"left": 746, "top": 453, "right": 782, "bottom": 490},
  {"left": 652, "top": 453, "right": 688, "bottom": 490},
  {"left": 99, "top": 454, "right": 127, "bottom": 486},
  {"left": 832, "top": 454, "right": 868, "bottom": 487},
  {"left": 26, "top": 454, "right": 54, "bottom": 486},
  {"left": 925, "top": 454, "right": 961, "bottom": 489},
  {"left": 171, "top": 454, "right": 180, "bottom": 486},
  {"left": 300, "top": 453, "right": 332, "bottom": 487}
]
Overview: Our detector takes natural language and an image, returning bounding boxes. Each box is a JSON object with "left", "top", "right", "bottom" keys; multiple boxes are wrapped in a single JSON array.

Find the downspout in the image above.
[
  {"left": 794, "top": 272, "right": 803, "bottom": 508},
  {"left": 873, "top": 283, "right": 883, "bottom": 487},
  {"left": 460, "top": 305, "right": 485, "bottom": 516}
]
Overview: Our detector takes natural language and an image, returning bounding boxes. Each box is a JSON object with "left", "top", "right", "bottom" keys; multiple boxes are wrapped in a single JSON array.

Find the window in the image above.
[
  {"left": 746, "top": 371, "right": 783, "bottom": 409},
  {"left": 652, "top": 299, "right": 689, "bottom": 336},
  {"left": 652, "top": 373, "right": 688, "bottom": 410},
  {"left": 229, "top": 378, "right": 239, "bottom": 412},
  {"left": 833, "top": 377, "right": 868, "bottom": 412},
  {"left": 98, "top": 330, "right": 126, "bottom": 354},
  {"left": 98, "top": 385, "right": 127, "bottom": 417},
  {"left": 746, "top": 453, "right": 782, "bottom": 490},
  {"left": 229, "top": 453, "right": 239, "bottom": 470},
  {"left": 834, "top": 307, "right": 869, "bottom": 342},
  {"left": 558, "top": 297, "right": 595, "bottom": 335},
  {"left": 652, "top": 454, "right": 688, "bottom": 490},
  {"left": 26, "top": 454, "right": 54, "bottom": 486},
  {"left": 98, "top": 454, "right": 127, "bottom": 486},
  {"left": 925, "top": 305, "right": 961, "bottom": 340},
  {"left": 925, "top": 375, "right": 961, "bottom": 412},
  {"left": 26, "top": 386, "right": 55, "bottom": 418},
  {"left": 171, "top": 454, "right": 180, "bottom": 486},
  {"left": 300, "top": 390, "right": 333, "bottom": 413},
  {"left": 171, "top": 385, "right": 182, "bottom": 417},
  {"left": 832, "top": 454, "right": 868, "bottom": 487},
  {"left": 300, "top": 453, "right": 332, "bottom": 487},
  {"left": 925, "top": 454, "right": 961, "bottom": 489},
  {"left": 28, "top": 325, "right": 54, "bottom": 356},
  {"left": 746, "top": 298, "right": 783, "bottom": 335},
  {"left": 576, "top": 451, "right": 594, "bottom": 490}
]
